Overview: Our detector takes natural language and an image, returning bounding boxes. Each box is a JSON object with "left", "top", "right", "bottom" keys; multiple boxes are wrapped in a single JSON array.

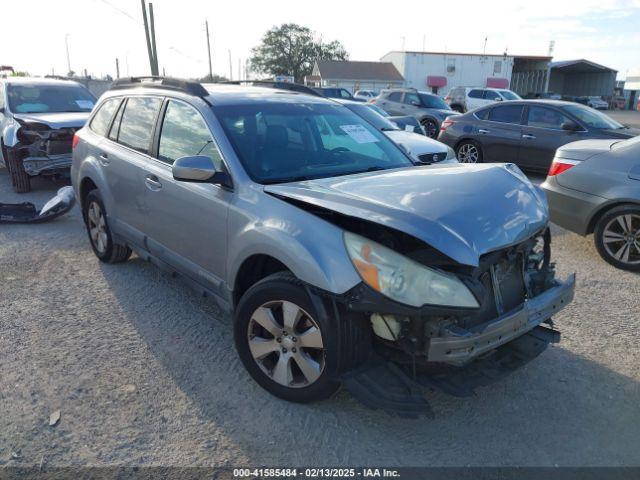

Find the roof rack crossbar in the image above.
[
  {"left": 111, "top": 76, "right": 209, "bottom": 97},
  {"left": 216, "top": 80, "right": 323, "bottom": 97}
]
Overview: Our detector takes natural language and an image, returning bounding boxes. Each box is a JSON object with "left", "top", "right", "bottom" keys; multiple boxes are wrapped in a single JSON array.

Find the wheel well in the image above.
[
  {"left": 587, "top": 201, "right": 640, "bottom": 235},
  {"left": 233, "top": 255, "right": 290, "bottom": 307},
  {"left": 453, "top": 137, "right": 477, "bottom": 151},
  {"left": 79, "top": 178, "right": 98, "bottom": 209}
]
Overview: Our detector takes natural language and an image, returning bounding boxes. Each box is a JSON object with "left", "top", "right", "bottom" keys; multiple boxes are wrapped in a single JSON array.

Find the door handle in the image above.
[
  {"left": 98, "top": 152, "right": 110, "bottom": 166},
  {"left": 478, "top": 129, "right": 490, "bottom": 134},
  {"left": 145, "top": 174, "right": 162, "bottom": 191},
  {"left": 522, "top": 134, "right": 536, "bottom": 140}
]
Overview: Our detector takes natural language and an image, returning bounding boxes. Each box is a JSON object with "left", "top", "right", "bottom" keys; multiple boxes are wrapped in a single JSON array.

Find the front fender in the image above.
[{"left": 226, "top": 189, "right": 361, "bottom": 295}]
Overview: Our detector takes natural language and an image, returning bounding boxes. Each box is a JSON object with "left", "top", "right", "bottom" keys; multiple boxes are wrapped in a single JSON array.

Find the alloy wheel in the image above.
[
  {"left": 247, "top": 300, "right": 325, "bottom": 388},
  {"left": 87, "top": 201, "right": 108, "bottom": 254},
  {"left": 458, "top": 143, "right": 479, "bottom": 163},
  {"left": 602, "top": 214, "right": 640, "bottom": 266}
]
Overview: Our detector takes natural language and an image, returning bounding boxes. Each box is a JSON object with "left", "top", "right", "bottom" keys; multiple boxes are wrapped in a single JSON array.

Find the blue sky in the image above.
[{"left": 3, "top": 0, "right": 639, "bottom": 79}]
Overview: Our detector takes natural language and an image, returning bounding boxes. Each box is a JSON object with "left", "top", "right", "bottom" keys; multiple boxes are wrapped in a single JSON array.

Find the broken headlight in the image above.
[{"left": 344, "top": 232, "right": 479, "bottom": 308}]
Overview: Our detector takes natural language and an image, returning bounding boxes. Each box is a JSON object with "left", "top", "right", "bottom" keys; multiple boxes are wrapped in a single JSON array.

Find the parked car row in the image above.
[{"left": 3, "top": 74, "right": 638, "bottom": 414}]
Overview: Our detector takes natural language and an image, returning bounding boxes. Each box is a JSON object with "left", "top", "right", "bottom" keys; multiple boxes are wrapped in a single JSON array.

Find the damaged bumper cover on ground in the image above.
[{"left": 0, "top": 186, "right": 76, "bottom": 223}]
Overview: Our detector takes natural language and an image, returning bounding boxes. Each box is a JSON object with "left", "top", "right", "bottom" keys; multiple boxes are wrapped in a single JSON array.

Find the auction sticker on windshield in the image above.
[{"left": 340, "top": 124, "right": 379, "bottom": 144}]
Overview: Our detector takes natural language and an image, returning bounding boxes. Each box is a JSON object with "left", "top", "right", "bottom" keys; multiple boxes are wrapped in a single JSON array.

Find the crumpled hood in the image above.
[
  {"left": 556, "top": 139, "right": 618, "bottom": 161},
  {"left": 265, "top": 163, "right": 548, "bottom": 266},
  {"left": 14, "top": 112, "right": 90, "bottom": 129}
]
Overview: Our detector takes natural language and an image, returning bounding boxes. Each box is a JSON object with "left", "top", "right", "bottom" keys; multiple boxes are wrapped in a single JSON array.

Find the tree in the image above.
[{"left": 250, "top": 24, "right": 348, "bottom": 82}]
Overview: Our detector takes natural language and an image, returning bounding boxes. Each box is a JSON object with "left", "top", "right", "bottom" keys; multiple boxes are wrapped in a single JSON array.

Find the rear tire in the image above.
[
  {"left": 6, "top": 147, "right": 31, "bottom": 193},
  {"left": 594, "top": 205, "right": 640, "bottom": 272},
  {"left": 234, "top": 272, "right": 341, "bottom": 403},
  {"left": 421, "top": 118, "right": 439, "bottom": 139},
  {"left": 83, "top": 190, "right": 131, "bottom": 264},
  {"left": 456, "top": 140, "right": 483, "bottom": 163}
]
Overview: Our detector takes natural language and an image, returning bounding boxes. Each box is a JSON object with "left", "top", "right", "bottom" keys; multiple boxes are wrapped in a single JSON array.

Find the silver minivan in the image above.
[{"left": 72, "top": 77, "right": 574, "bottom": 415}]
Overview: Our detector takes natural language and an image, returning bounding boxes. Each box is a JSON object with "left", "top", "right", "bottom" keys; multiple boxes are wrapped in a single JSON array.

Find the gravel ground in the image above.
[{"left": 1, "top": 167, "right": 639, "bottom": 468}]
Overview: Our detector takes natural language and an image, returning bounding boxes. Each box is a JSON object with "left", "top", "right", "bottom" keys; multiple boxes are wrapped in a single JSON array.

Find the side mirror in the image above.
[
  {"left": 411, "top": 100, "right": 421, "bottom": 106},
  {"left": 494, "top": 97, "right": 503, "bottom": 102},
  {"left": 561, "top": 121, "right": 580, "bottom": 132},
  {"left": 172, "top": 155, "right": 232, "bottom": 188}
]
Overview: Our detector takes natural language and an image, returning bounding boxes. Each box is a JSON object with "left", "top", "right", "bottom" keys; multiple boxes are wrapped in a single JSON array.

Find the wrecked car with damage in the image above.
[
  {"left": 71, "top": 78, "right": 575, "bottom": 416},
  {"left": 0, "top": 77, "right": 95, "bottom": 193}
]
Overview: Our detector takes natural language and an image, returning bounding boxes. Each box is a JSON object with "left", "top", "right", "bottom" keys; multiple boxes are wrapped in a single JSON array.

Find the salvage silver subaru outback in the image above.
[{"left": 72, "top": 77, "right": 575, "bottom": 415}]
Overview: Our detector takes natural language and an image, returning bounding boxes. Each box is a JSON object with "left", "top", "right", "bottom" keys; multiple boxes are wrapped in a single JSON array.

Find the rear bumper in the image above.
[
  {"left": 428, "top": 274, "right": 575, "bottom": 365},
  {"left": 23, "top": 154, "right": 72, "bottom": 176},
  {"left": 541, "top": 176, "right": 604, "bottom": 235}
]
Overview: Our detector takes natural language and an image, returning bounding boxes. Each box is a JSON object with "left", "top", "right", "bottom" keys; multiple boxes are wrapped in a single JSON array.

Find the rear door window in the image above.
[
  {"left": 483, "top": 90, "right": 501, "bottom": 100},
  {"left": 116, "top": 97, "right": 162, "bottom": 154},
  {"left": 474, "top": 108, "right": 491, "bottom": 120},
  {"left": 157, "top": 100, "right": 223, "bottom": 168},
  {"left": 387, "top": 92, "right": 403, "bottom": 102},
  {"left": 468, "top": 89, "right": 483, "bottom": 99},
  {"left": 89, "top": 98, "right": 121, "bottom": 136},
  {"left": 403, "top": 92, "right": 420, "bottom": 105},
  {"left": 488, "top": 105, "right": 524, "bottom": 124},
  {"left": 526, "top": 106, "right": 572, "bottom": 130}
]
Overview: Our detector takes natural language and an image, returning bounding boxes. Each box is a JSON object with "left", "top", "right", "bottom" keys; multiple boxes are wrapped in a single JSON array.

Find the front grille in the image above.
[{"left": 417, "top": 152, "right": 447, "bottom": 164}]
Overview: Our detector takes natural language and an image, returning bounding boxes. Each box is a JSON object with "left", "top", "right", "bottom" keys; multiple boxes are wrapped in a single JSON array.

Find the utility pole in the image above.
[
  {"left": 140, "top": 0, "right": 158, "bottom": 75},
  {"left": 65, "top": 34, "right": 72, "bottom": 75},
  {"left": 149, "top": 2, "right": 159, "bottom": 75},
  {"left": 228, "top": 50, "right": 232, "bottom": 80},
  {"left": 205, "top": 20, "right": 213, "bottom": 81},
  {"left": 115, "top": 58, "right": 120, "bottom": 78}
]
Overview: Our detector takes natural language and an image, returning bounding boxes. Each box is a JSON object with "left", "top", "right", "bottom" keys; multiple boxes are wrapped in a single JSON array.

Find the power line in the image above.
[{"left": 94, "top": 0, "right": 140, "bottom": 24}]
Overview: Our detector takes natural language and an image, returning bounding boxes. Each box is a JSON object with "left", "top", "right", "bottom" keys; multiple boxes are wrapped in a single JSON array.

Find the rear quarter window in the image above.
[
  {"left": 474, "top": 108, "right": 491, "bottom": 120},
  {"left": 89, "top": 98, "right": 121, "bottom": 136}
]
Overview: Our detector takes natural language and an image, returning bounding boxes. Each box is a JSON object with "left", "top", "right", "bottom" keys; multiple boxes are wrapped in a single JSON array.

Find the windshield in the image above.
[
  {"left": 8, "top": 84, "right": 96, "bottom": 113},
  {"left": 213, "top": 102, "right": 412, "bottom": 184},
  {"left": 347, "top": 104, "right": 398, "bottom": 131},
  {"left": 499, "top": 90, "right": 521, "bottom": 100},
  {"left": 563, "top": 104, "right": 623, "bottom": 129},
  {"left": 418, "top": 93, "right": 449, "bottom": 110}
]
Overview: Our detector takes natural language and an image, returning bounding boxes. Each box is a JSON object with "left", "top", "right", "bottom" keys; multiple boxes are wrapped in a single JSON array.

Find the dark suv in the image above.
[{"left": 373, "top": 88, "right": 458, "bottom": 138}]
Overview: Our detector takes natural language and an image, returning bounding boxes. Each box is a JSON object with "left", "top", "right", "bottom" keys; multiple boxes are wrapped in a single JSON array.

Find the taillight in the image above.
[
  {"left": 548, "top": 158, "right": 579, "bottom": 176},
  {"left": 444, "top": 95, "right": 451, "bottom": 101},
  {"left": 440, "top": 118, "right": 455, "bottom": 132},
  {"left": 72, "top": 134, "right": 79, "bottom": 149}
]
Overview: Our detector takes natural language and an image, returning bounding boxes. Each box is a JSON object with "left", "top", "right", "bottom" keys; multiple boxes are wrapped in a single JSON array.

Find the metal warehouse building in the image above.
[{"left": 548, "top": 59, "right": 617, "bottom": 98}]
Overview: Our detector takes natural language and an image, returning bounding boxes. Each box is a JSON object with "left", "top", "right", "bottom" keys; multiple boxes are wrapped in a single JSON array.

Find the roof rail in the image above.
[
  {"left": 218, "top": 80, "right": 323, "bottom": 97},
  {"left": 111, "top": 76, "right": 209, "bottom": 97}
]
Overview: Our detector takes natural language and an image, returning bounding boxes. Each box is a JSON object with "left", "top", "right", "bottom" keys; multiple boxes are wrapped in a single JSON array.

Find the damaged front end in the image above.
[
  {"left": 12, "top": 119, "right": 78, "bottom": 177},
  {"left": 325, "top": 228, "right": 575, "bottom": 417}
]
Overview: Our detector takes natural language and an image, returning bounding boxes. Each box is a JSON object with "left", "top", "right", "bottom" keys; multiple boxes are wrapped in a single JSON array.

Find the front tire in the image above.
[
  {"left": 234, "top": 272, "right": 340, "bottom": 403},
  {"left": 594, "top": 205, "right": 640, "bottom": 271},
  {"left": 456, "top": 140, "right": 483, "bottom": 163},
  {"left": 83, "top": 190, "right": 131, "bottom": 263},
  {"left": 6, "top": 147, "right": 31, "bottom": 193}
]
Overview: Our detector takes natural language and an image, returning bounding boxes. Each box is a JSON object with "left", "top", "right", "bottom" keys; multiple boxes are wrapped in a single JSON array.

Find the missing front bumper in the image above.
[
  {"left": 427, "top": 274, "right": 575, "bottom": 366},
  {"left": 22, "top": 154, "right": 72, "bottom": 176}
]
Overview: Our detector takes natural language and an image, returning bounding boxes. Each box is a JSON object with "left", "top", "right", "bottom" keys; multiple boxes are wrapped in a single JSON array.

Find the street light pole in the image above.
[
  {"left": 65, "top": 34, "right": 72, "bottom": 75},
  {"left": 205, "top": 20, "right": 213, "bottom": 81}
]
